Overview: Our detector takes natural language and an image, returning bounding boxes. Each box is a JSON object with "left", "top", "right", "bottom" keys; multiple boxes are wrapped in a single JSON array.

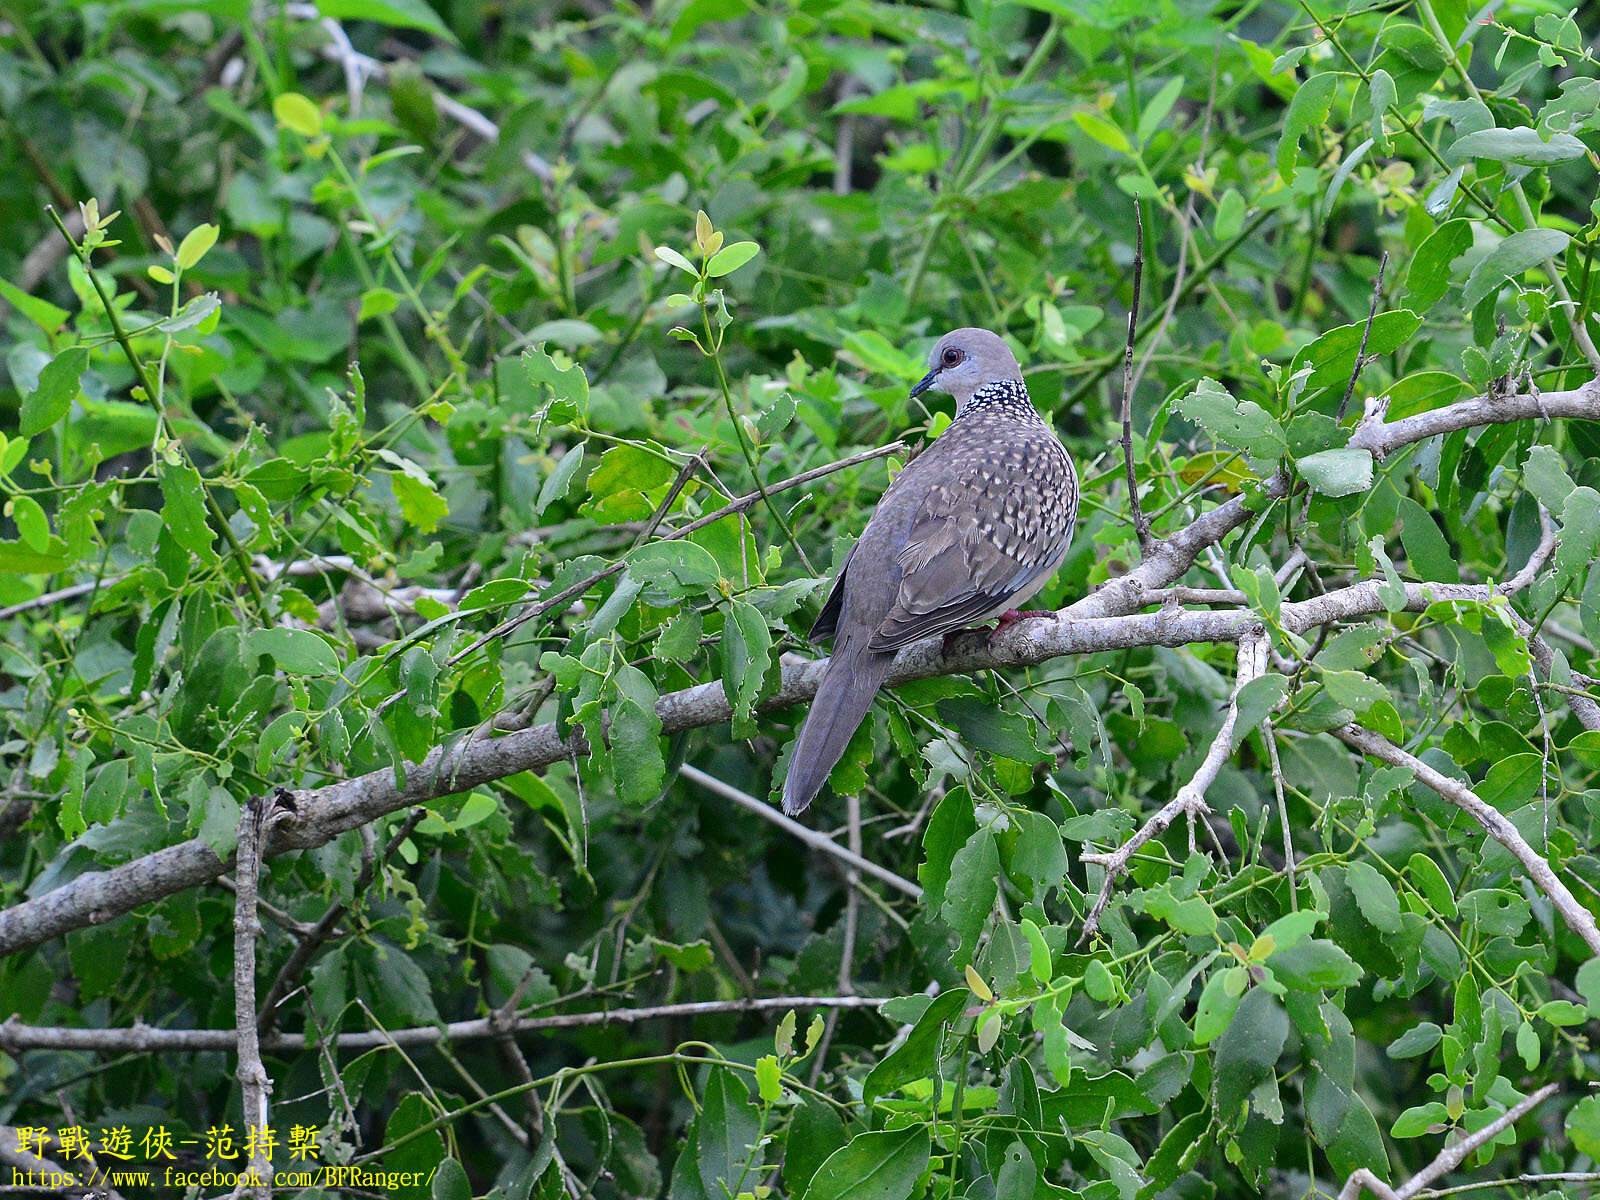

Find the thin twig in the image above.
[
  {"left": 447, "top": 440, "right": 903, "bottom": 668},
  {"left": 1334, "top": 726, "right": 1600, "bottom": 953},
  {"left": 1337, "top": 1083, "right": 1560, "bottom": 1200},
  {"left": 1338, "top": 251, "right": 1389, "bottom": 422},
  {"left": 1121, "top": 203, "right": 1152, "bottom": 553},
  {"left": 0, "top": 996, "right": 883, "bottom": 1054},
  {"left": 678, "top": 764, "right": 920, "bottom": 898},
  {"left": 257, "top": 808, "right": 427, "bottom": 1038},
  {"left": 1262, "top": 718, "right": 1297, "bottom": 905}
]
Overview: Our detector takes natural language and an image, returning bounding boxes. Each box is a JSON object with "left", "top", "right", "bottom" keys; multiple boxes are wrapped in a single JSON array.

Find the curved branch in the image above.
[{"left": 1334, "top": 726, "right": 1600, "bottom": 955}]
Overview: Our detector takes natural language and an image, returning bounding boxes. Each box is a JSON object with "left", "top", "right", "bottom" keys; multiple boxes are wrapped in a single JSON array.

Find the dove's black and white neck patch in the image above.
[{"left": 958, "top": 377, "right": 1043, "bottom": 423}]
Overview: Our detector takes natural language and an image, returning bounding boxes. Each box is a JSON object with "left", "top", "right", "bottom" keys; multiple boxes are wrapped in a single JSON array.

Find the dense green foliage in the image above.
[{"left": 7, "top": 0, "right": 1600, "bottom": 1197}]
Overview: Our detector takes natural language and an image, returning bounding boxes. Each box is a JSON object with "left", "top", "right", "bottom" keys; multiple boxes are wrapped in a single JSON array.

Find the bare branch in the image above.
[
  {"left": 1080, "top": 628, "right": 1269, "bottom": 938},
  {"left": 1337, "top": 251, "right": 1389, "bottom": 423},
  {"left": 1504, "top": 503, "right": 1558, "bottom": 595},
  {"left": 678, "top": 764, "right": 920, "bottom": 898},
  {"left": 1335, "top": 726, "right": 1600, "bottom": 955},
  {"left": 1349, "top": 379, "right": 1600, "bottom": 460},
  {"left": 1120, "top": 203, "right": 1152, "bottom": 553},
  {"left": 0, "top": 995, "right": 882, "bottom": 1055},
  {"left": 1338, "top": 1083, "right": 1561, "bottom": 1200},
  {"left": 231, "top": 797, "right": 273, "bottom": 1200}
]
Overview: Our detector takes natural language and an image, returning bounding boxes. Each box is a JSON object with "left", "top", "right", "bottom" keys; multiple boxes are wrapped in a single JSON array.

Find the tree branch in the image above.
[
  {"left": 3, "top": 380, "right": 1599, "bottom": 959},
  {"left": 1334, "top": 726, "right": 1600, "bottom": 955},
  {"left": 1337, "top": 1083, "right": 1561, "bottom": 1200},
  {"left": 231, "top": 797, "right": 273, "bottom": 1200},
  {"left": 0, "top": 995, "right": 882, "bottom": 1054},
  {"left": 1080, "top": 628, "right": 1269, "bottom": 938}
]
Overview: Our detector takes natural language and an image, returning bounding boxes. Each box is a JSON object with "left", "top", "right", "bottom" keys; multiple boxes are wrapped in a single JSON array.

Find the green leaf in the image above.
[
  {"left": 721, "top": 599, "right": 773, "bottom": 739},
  {"left": 157, "top": 292, "right": 221, "bottom": 334},
  {"left": 1277, "top": 73, "right": 1338, "bottom": 182},
  {"left": 1399, "top": 498, "right": 1458, "bottom": 582},
  {"left": 1074, "top": 110, "right": 1132, "bottom": 155},
  {"left": 1448, "top": 125, "right": 1587, "bottom": 166},
  {"left": 1308, "top": 1074, "right": 1389, "bottom": 1180},
  {"left": 806, "top": 1126, "right": 931, "bottom": 1200},
  {"left": 590, "top": 445, "right": 678, "bottom": 500},
  {"left": 942, "top": 827, "right": 1000, "bottom": 963},
  {"left": 1570, "top": 1095, "right": 1600, "bottom": 1159},
  {"left": 1005, "top": 808, "right": 1068, "bottom": 898},
  {"left": 1406, "top": 853, "right": 1457, "bottom": 918},
  {"left": 1194, "top": 965, "right": 1245, "bottom": 1046},
  {"left": 1461, "top": 228, "right": 1569, "bottom": 310},
  {"left": 523, "top": 344, "right": 590, "bottom": 422},
  {"left": 388, "top": 469, "right": 449, "bottom": 534},
  {"left": 863, "top": 988, "right": 968, "bottom": 1103},
  {"left": 249, "top": 628, "right": 341, "bottom": 676},
  {"left": 1474, "top": 753, "right": 1541, "bottom": 810},
  {"left": 317, "top": 0, "right": 455, "bottom": 37},
  {"left": 1367, "top": 69, "right": 1395, "bottom": 153},
  {"left": 655, "top": 245, "right": 698, "bottom": 275},
  {"left": 1523, "top": 444, "right": 1576, "bottom": 511},
  {"left": 158, "top": 465, "right": 218, "bottom": 560},
  {"left": 1266, "top": 938, "right": 1362, "bottom": 989},
  {"left": 0, "top": 276, "right": 70, "bottom": 333},
  {"left": 1386, "top": 1022, "right": 1442, "bottom": 1059},
  {"left": 1405, "top": 218, "right": 1472, "bottom": 310},
  {"left": 1214, "top": 986, "right": 1288, "bottom": 1116},
  {"left": 273, "top": 92, "right": 323, "bottom": 137},
  {"left": 697, "top": 1067, "right": 760, "bottom": 1199},
  {"left": 629, "top": 540, "right": 723, "bottom": 602},
  {"left": 706, "top": 241, "right": 760, "bottom": 276},
  {"left": 756, "top": 1054, "right": 782, "bottom": 1103},
  {"left": 1577, "top": 956, "right": 1600, "bottom": 1015},
  {"left": 534, "top": 442, "right": 586, "bottom": 517},
  {"left": 175, "top": 223, "right": 219, "bottom": 271},
  {"left": 1021, "top": 917, "right": 1051, "bottom": 983},
  {"left": 1343, "top": 861, "right": 1402, "bottom": 934},
  {"left": 1234, "top": 673, "right": 1289, "bottom": 739},
  {"left": 1298, "top": 448, "right": 1373, "bottom": 497},
  {"left": 783, "top": 1103, "right": 847, "bottom": 1196},
  {"left": 612, "top": 664, "right": 665, "bottom": 805},
  {"left": 20, "top": 346, "right": 88, "bottom": 437},
  {"left": 10, "top": 495, "right": 49, "bottom": 553},
  {"left": 384, "top": 1092, "right": 445, "bottom": 1200},
  {"left": 1290, "top": 311, "right": 1422, "bottom": 389},
  {"left": 1175, "top": 377, "right": 1287, "bottom": 459},
  {"left": 432, "top": 1159, "right": 470, "bottom": 1200}
]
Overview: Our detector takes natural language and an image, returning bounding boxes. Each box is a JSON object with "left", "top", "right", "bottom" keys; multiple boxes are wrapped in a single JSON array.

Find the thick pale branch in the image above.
[{"left": 1349, "top": 380, "right": 1600, "bottom": 459}]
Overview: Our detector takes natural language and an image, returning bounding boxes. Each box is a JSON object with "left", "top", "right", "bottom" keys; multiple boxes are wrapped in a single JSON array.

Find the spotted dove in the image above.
[{"left": 781, "top": 327, "right": 1080, "bottom": 816}]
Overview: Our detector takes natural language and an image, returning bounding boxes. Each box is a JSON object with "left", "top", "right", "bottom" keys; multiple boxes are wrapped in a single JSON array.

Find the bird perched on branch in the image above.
[{"left": 781, "top": 327, "right": 1080, "bottom": 816}]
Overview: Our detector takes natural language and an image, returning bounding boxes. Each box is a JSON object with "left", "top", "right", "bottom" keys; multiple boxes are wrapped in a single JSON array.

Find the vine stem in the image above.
[
  {"left": 703, "top": 305, "right": 817, "bottom": 576},
  {"left": 46, "top": 206, "right": 267, "bottom": 614}
]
